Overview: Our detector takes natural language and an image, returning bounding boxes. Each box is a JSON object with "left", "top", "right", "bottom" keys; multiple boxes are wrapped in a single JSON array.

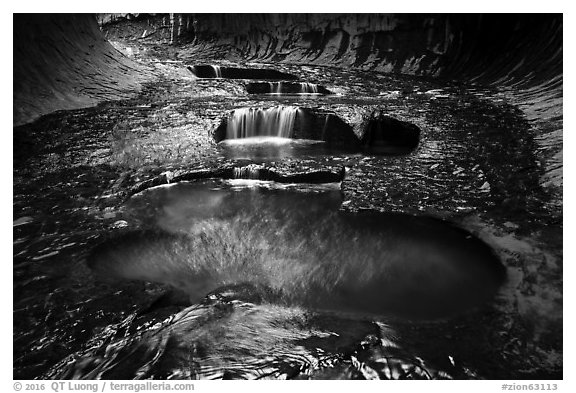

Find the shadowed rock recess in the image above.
[
  {"left": 188, "top": 65, "right": 298, "bottom": 80},
  {"left": 361, "top": 112, "right": 421, "bottom": 154},
  {"left": 13, "top": 13, "right": 562, "bottom": 380}
]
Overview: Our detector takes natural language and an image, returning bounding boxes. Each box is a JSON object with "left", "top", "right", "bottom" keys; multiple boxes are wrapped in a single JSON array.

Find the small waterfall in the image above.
[
  {"left": 211, "top": 65, "right": 222, "bottom": 78},
  {"left": 233, "top": 165, "right": 264, "bottom": 180},
  {"left": 226, "top": 106, "right": 300, "bottom": 139},
  {"left": 321, "top": 115, "right": 330, "bottom": 140},
  {"left": 300, "top": 83, "right": 319, "bottom": 94},
  {"left": 169, "top": 13, "right": 175, "bottom": 44},
  {"left": 268, "top": 82, "right": 281, "bottom": 94},
  {"left": 266, "top": 82, "right": 319, "bottom": 94}
]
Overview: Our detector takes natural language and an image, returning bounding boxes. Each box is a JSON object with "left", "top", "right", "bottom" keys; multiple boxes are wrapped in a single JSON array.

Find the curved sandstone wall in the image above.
[{"left": 13, "top": 14, "right": 154, "bottom": 127}]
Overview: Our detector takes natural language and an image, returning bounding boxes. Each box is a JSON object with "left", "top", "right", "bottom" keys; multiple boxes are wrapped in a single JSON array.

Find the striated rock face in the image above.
[
  {"left": 98, "top": 13, "right": 561, "bottom": 87},
  {"left": 98, "top": 13, "right": 196, "bottom": 44},
  {"left": 13, "top": 14, "right": 155, "bottom": 127},
  {"left": 188, "top": 14, "right": 561, "bottom": 87}
]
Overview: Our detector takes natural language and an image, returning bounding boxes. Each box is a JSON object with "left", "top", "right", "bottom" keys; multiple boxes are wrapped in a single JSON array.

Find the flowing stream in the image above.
[{"left": 226, "top": 106, "right": 301, "bottom": 139}]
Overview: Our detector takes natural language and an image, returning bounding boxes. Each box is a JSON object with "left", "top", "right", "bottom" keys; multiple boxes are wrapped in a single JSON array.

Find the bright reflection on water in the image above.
[
  {"left": 218, "top": 137, "right": 329, "bottom": 161},
  {"left": 264, "top": 92, "right": 322, "bottom": 96}
]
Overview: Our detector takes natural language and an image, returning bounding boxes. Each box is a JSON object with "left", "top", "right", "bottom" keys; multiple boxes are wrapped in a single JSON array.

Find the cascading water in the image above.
[
  {"left": 225, "top": 106, "right": 300, "bottom": 139},
  {"left": 268, "top": 82, "right": 281, "bottom": 94},
  {"left": 211, "top": 65, "right": 222, "bottom": 78},
  {"left": 263, "top": 82, "right": 320, "bottom": 94},
  {"left": 233, "top": 165, "right": 263, "bottom": 179},
  {"left": 300, "top": 82, "right": 318, "bottom": 93}
]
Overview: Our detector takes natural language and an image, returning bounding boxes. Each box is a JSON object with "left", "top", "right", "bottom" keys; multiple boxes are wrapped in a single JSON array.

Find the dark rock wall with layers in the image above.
[{"left": 187, "top": 14, "right": 561, "bottom": 88}]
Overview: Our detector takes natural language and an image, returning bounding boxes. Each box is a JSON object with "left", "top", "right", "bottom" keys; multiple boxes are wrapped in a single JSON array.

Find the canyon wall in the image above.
[
  {"left": 188, "top": 14, "right": 561, "bottom": 88},
  {"left": 15, "top": 13, "right": 562, "bottom": 125},
  {"left": 13, "top": 14, "right": 154, "bottom": 127}
]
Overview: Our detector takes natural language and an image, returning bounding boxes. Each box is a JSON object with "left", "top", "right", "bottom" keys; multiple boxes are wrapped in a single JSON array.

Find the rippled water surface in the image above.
[{"left": 51, "top": 179, "right": 504, "bottom": 379}]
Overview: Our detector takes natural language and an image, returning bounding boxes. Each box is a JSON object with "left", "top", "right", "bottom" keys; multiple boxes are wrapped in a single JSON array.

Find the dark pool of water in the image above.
[
  {"left": 54, "top": 178, "right": 506, "bottom": 379},
  {"left": 91, "top": 179, "right": 505, "bottom": 319}
]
